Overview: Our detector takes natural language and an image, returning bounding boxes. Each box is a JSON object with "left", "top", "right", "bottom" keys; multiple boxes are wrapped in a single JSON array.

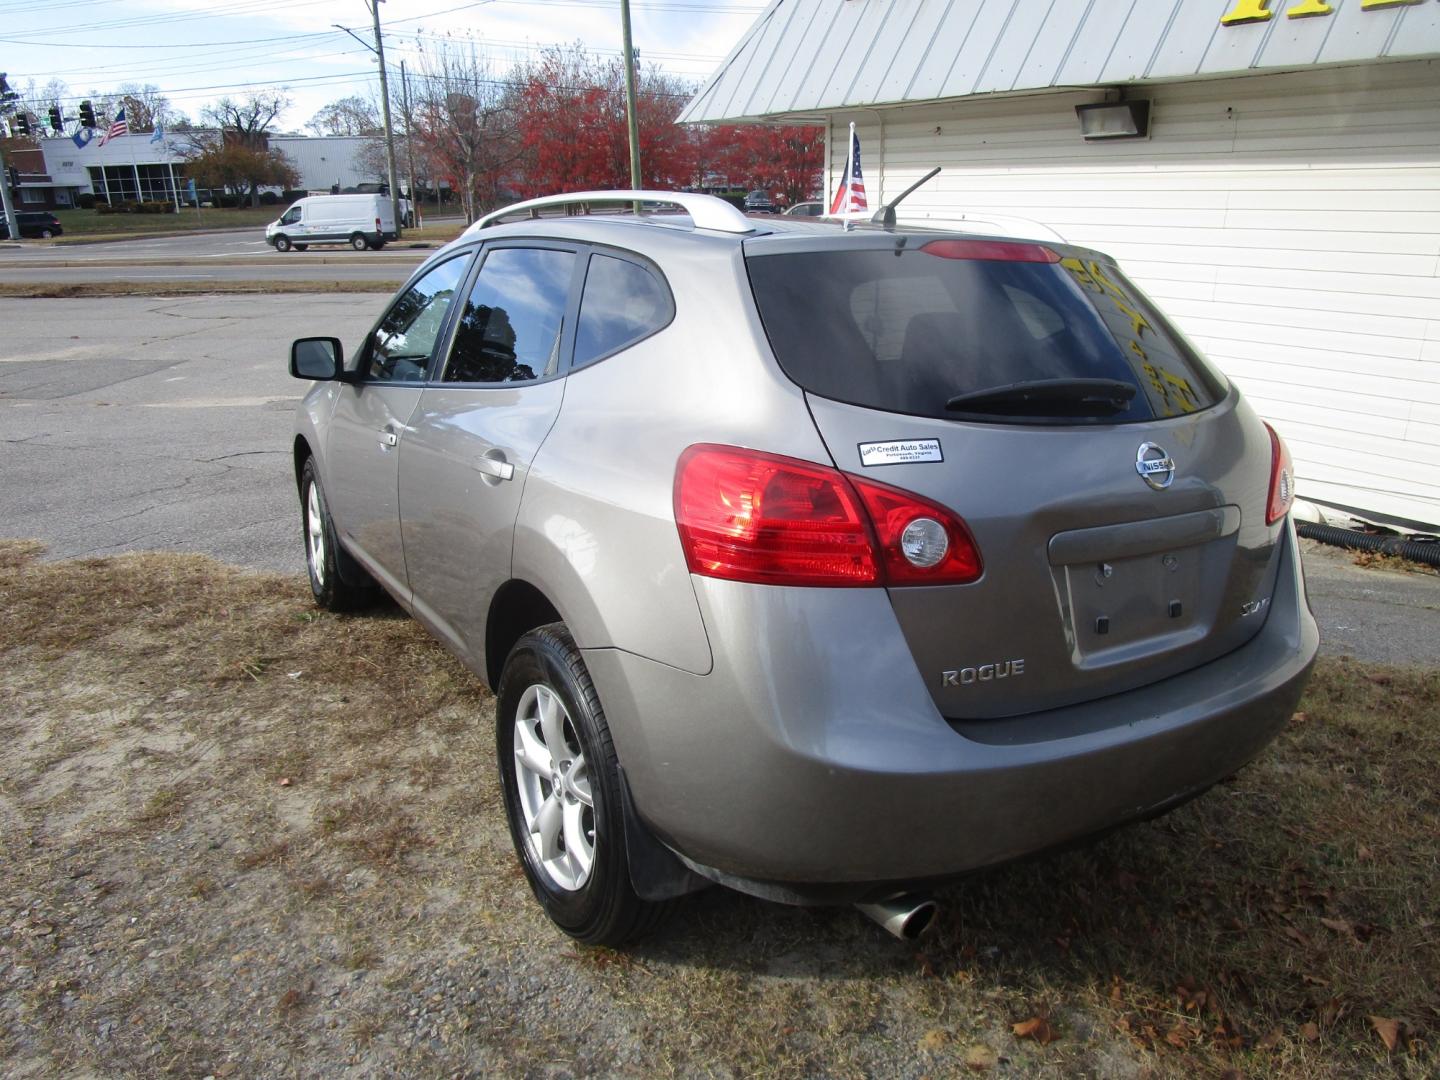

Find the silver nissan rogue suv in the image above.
[{"left": 288, "top": 191, "right": 1318, "bottom": 945}]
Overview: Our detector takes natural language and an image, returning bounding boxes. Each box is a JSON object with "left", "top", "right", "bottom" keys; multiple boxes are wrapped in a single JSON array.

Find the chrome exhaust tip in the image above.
[{"left": 855, "top": 893, "right": 938, "bottom": 940}]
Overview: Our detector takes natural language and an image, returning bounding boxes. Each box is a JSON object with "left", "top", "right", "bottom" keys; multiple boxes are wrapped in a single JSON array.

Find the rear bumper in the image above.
[{"left": 583, "top": 522, "right": 1317, "bottom": 900}]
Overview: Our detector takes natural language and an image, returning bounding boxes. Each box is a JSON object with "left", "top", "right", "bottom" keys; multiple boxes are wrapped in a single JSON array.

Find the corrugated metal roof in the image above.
[{"left": 678, "top": 0, "right": 1440, "bottom": 123}]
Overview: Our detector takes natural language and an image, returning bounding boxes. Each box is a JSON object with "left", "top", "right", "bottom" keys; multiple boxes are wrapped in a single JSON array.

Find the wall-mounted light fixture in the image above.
[{"left": 1075, "top": 96, "right": 1150, "bottom": 140}]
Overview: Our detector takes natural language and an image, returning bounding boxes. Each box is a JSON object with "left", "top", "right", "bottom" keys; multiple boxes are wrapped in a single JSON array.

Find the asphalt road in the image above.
[
  {"left": 2, "top": 295, "right": 1436, "bottom": 668},
  {"left": 1, "top": 295, "right": 377, "bottom": 574},
  {"left": 0, "top": 227, "right": 438, "bottom": 283}
]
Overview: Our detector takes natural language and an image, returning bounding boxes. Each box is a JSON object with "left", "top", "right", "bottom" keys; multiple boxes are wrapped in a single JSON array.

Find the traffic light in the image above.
[
  {"left": 78, "top": 100, "right": 96, "bottom": 128},
  {"left": 48, "top": 106, "right": 62, "bottom": 132},
  {"left": 15, "top": 113, "right": 31, "bottom": 137}
]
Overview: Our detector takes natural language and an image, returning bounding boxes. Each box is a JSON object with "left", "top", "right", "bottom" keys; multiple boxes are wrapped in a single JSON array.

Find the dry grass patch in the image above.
[{"left": 1, "top": 540, "right": 1436, "bottom": 1077}]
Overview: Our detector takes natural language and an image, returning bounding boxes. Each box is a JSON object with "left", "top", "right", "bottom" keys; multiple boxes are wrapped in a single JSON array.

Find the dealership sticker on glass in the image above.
[{"left": 858, "top": 439, "right": 944, "bottom": 467}]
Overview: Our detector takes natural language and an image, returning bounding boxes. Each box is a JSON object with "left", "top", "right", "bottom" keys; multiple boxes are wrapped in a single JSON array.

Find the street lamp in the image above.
[{"left": 336, "top": 5, "right": 402, "bottom": 236}]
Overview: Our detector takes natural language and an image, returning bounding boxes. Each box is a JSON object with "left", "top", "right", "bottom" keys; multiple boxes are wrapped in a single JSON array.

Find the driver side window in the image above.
[
  {"left": 280, "top": 206, "right": 301, "bottom": 225},
  {"left": 366, "top": 255, "right": 470, "bottom": 383}
]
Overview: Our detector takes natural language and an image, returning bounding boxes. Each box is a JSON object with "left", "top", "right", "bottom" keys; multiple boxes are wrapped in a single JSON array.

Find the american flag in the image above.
[
  {"left": 98, "top": 107, "right": 128, "bottom": 146},
  {"left": 828, "top": 122, "right": 868, "bottom": 216}
]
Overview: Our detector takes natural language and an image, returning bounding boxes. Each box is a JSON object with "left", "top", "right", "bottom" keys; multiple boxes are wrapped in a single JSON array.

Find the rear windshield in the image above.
[{"left": 745, "top": 243, "right": 1225, "bottom": 423}]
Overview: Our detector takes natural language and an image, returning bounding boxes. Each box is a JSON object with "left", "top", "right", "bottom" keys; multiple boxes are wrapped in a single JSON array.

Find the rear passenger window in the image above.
[
  {"left": 443, "top": 248, "right": 575, "bottom": 384},
  {"left": 573, "top": 254, "right": 672, "bottom": 367}
]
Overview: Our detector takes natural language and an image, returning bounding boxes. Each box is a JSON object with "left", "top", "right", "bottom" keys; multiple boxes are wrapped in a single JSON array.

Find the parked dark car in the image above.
[
  {"left": 743, "top": 189, "right": 777, "bottom": 213},
  {"left": 0, "top": 211, "right": 63, "bottom": 239}
]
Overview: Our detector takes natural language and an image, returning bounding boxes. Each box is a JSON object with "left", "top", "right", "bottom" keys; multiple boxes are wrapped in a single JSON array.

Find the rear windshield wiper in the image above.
[{"left": 945, "top": 378, "right": 1137, "bottom": 417}]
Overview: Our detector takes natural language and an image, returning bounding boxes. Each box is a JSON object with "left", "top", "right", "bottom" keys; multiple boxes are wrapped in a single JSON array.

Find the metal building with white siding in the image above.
[{"left": 681, "top": 0, "right": 1440, "bottom": 530}]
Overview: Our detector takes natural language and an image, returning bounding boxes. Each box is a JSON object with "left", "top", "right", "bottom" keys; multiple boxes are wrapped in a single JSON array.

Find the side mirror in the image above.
[{"left": 290, "top": 337, "right": 344, "bottom": 381}]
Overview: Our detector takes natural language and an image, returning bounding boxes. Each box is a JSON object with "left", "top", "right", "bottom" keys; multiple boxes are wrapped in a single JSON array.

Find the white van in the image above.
[{"left": 265, "top": 193, "right": 397, "bottom": 252}]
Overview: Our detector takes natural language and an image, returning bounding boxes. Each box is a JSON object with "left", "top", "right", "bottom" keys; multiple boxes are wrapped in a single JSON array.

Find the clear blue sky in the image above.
[{"left": 0, "top": 0, "right": 761, "bottom": 131}]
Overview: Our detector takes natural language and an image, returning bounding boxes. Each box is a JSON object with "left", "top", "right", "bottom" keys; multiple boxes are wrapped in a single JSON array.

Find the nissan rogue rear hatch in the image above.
[{"left": 745, "top": 232, "right": 1286, "bottom": 720}]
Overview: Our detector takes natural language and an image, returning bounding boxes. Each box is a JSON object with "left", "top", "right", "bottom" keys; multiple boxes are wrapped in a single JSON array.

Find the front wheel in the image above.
[
  {"left": 350, "top": 233, "right": 368, "bottom": 251},
  {"left": 40, "top": 229, "right": 54, "bottom": 239},
  {"left": 497, "top": 624, "right": 671, "bottom": 946},
  {"left": 274, "top": 235, "right": 292, "bottom": 252},
  {"left": 300, "top": 458, "right": 376, "bottom": 612}
]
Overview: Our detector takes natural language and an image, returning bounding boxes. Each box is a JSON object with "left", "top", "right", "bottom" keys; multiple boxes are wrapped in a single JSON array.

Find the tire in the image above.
[
  {"left": 497, "top": 624, "right": 671, "bottom": 946},
  {"left": 300, "top": 457, "right": 377, "bottom": 612},
  {"left": 350, "top": 234, "right": 368, "bottom": 251},
  {"left": 40, "top": 229, "right": 53, "bottom": 239},
  {"left": 294, "top": 243, "right": 308, "bottom": 251},
  {"left": 274, "top": 235, "right": 292, "bottom": 252},
  {"left": 371, "top": 240, "right": 386, "bottom": 250}
]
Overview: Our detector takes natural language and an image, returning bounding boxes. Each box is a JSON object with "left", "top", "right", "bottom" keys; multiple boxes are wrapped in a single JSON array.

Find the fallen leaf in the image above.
[
  {"left": 215, "top": 1065, "right": 238, "bottom": 1078},
  {"left": 918, "top": 1029, "right": 948, "bottom": 1052},
  {"left": 1291, "top": 711, "right": 1308, "bottom": 724},
  {"left": 1012, "top": 1017, "right": 1058, "bottom": 1045},
  {"left": 1302, "top": 973, "right": 1330, "bottom": 986},
  {"left": 1283, "top": 925, "right": 1310, "bottom": 946},
  {"left": 1357, "top": 845, "right": 1374, "bottom": 861},
  {"left": 964, "top": 1045, "right": 998, "bottom": 1071},
  {"left": 1300, "top": 1022, "right": 1320, "bottom": 1042},
  {"left": 1258, "top": 1028, "right": 1283, "bottom": 1050},
  {"left": 278, "top": 777, "right": 292, "bottom": 787},
  {"left": 1319, "top": 997, "right": 1344, "bottom": 1026},
  {"left": 1319, "top": 916, "right": 1355, "bottom": 938},
  {"left": 1365, "top": 673, "right": 1392, "bottom": 686},
  {"left": 1370, "top": 1016, "right": 1401, "bottom": 1052}
]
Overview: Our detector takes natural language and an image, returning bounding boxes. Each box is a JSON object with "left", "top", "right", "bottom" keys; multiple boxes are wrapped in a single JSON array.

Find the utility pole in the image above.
[
  {"left": 400, "top": 59, "right": 419, "bottom": 228},
  {"left": 367, "top": 0, "right": 402, "bottom": 236},
  {"left": 619, "top": 0, "right": 642, "bottom": 194},
  {"left": 0, "top": 151, "right": 19, "bottom": 243},
  {"left": 0, "top": 73, "right": 21, "bottom": 241}
]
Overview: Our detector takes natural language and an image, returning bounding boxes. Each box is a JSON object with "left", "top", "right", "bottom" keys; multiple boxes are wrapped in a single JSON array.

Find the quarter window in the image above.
[
  {"left": 366, "top": 255, "right": 469, "bottom": 383},
  {"left": 442, "top": 247, "right": 576, "bottom": 384},
  {"left": 573, "top": 253, "right": 673, "bottom": 366}
]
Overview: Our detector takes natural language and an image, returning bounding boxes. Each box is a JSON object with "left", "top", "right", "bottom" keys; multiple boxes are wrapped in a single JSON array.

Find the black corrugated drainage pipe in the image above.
[{"left": 1297, "top": 522, "right": 1440, "bottom": 568}]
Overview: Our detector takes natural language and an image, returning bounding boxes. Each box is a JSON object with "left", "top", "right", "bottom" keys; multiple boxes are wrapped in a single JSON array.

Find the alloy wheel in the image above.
[
  {"left": 513, "top": 683, "right": 595, "bottom": 891},
  {"left": 306, "top": 481, "right": 326, "bottom": 588}
]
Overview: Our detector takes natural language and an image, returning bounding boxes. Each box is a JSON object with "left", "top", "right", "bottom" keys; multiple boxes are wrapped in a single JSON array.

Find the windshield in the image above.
[{"left": 745, "top": 243, "right": 1225, "bottom": 423}]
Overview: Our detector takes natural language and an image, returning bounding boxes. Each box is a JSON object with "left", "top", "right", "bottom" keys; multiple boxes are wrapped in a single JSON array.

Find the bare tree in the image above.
[
  {"left": 411, "top": 40, "right": 521, "bottom": 222},
  {"left": 306, "top": 95, "right": 382, "bottom": 137},
  {"left": 115, "top": 83, "right": 182, "bottom": 130},
  {"left": 201, "top": 90, "right": 292, "bottom": 149}
]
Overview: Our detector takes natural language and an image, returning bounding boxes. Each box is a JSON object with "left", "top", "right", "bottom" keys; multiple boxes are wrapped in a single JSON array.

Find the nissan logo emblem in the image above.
[{"left": 1135, "top": 442, "right": 1175, "bottom": 491}]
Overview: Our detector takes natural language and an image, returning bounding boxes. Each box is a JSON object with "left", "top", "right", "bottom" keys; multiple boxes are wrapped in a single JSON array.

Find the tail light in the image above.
[
  {"left": 1264, "top": 422, "right": 1295, "bottom": 524},
  {"left": 920, "top": 239, "right": 1060, "bottom": 263},
  {"left": 376, "top": 217, "right": 382, "bottom": 231},
  {"left": 674, "top": 445, "right": 982, "bottom": 587}
]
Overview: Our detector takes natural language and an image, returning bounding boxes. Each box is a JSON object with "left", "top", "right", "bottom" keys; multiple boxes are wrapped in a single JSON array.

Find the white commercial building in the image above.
[
  {"left": 682, "top": 0, "right": 1440, "bottom": 530},
  {"left": 35, "top": 133, "right": 385, "bottom": 204}
]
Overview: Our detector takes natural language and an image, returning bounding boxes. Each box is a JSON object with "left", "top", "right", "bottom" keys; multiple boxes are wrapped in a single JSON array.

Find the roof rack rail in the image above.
[{"left": 467, "top": 190, "right": 756, "bottom": 236}]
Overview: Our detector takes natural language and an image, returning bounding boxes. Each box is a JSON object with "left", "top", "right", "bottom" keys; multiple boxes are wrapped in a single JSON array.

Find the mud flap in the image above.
[{"left": 617, "top": 766, "right": 710, "bottom": 901}]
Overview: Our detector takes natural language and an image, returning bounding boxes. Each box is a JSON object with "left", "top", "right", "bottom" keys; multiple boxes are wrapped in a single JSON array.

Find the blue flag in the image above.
[
  {"left": 71, "top": 126, "right": 94, "bottom": 150},
  {"left": 150, "top": 124, "right": 165, "bottom": 145}
]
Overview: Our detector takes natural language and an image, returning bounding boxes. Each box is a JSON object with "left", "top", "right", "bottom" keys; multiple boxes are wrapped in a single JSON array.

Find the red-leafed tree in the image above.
[
  {"left": 508, "top": 45, "right": 700, "bottom": 197},
  {"left": 701, "top": 123, "right": 824, "bottom": 206}
]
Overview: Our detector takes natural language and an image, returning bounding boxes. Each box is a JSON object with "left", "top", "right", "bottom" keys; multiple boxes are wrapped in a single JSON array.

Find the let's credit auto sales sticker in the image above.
[{"left": 858, "top": 439, "right": 944, "bottom": 467}]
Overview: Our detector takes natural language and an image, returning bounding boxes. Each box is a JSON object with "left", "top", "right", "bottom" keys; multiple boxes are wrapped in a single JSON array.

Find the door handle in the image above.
[
  {"left": 378, "top": 429, "right": 398, "bottom": 448},
  {"left": 474, "top": 455, "right": 514, "bottom": 481}
]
